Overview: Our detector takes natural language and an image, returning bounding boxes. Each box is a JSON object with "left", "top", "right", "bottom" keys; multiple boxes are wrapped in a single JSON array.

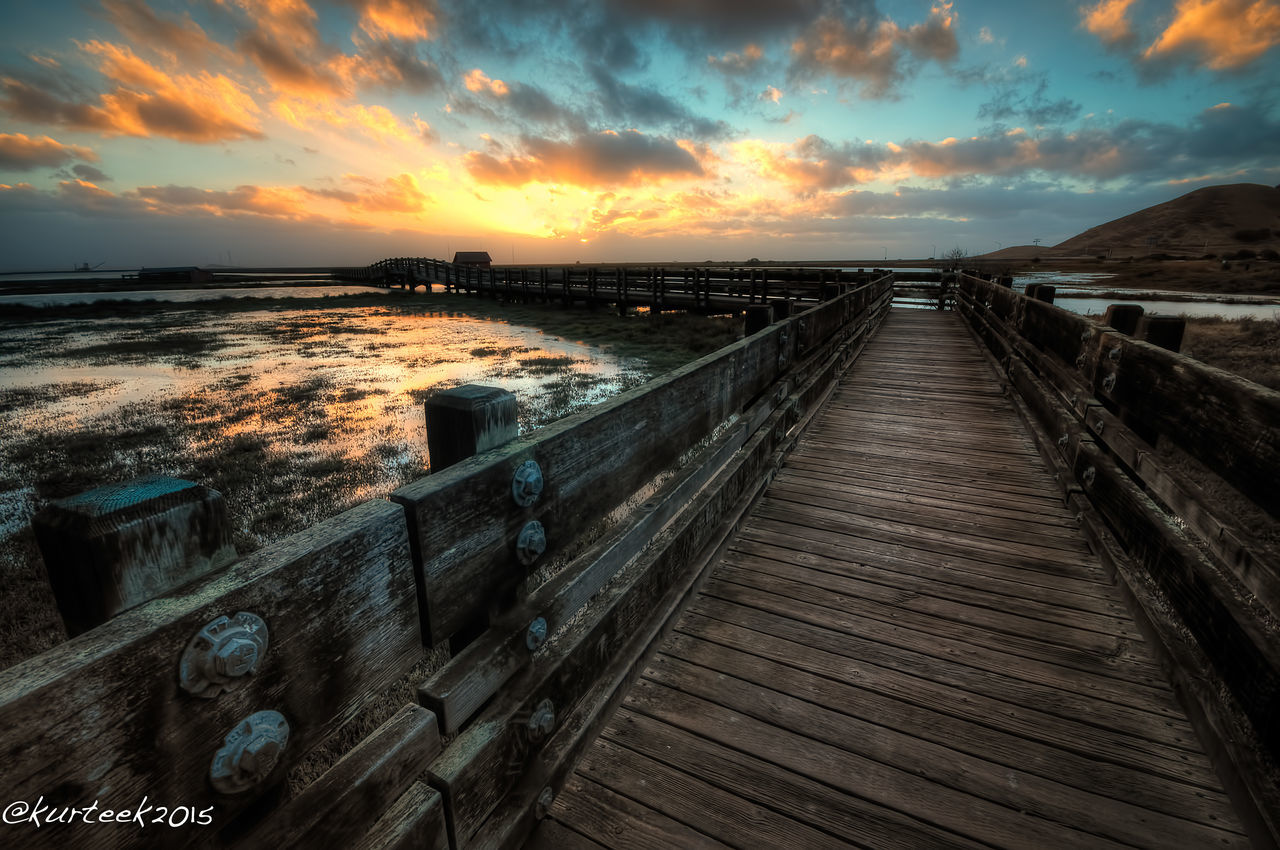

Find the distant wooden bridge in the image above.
[
  {"left": 333, "top": 256, "right": 943, "bottom": 315},
  {"left": 2, "top": 270, "right": 1277, "bottom": 849}
]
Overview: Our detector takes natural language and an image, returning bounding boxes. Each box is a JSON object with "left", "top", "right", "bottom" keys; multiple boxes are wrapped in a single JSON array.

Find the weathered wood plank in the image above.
[
  {"left": 546, "top": 774, "right": 727, "bottom": 850},
  {"left": 522, "top": 818, "right": 609, "bottom": 850},
  {"left": 653, "top": 637, "right": 1237, "bottom": 829},
  {"left": 601, "top": 707, "right": 986, "bottom": 850},
  {"left": 678, "top": 603, "right": 1218, "bottom": 787},
  {"left": 621, "top": 678, "right": 1129, "bottom": 849},
  {"left": 238, "top": 703, "right": 440, "bottom": 849},
  {"left": 579, "top": 737, "right": 850, "bottom": 848},
  {"left": 0, "top": 499, "right": 421, "bottom": 850},
  {"left": 352, "top": 782, "right": 449, "bottom": 850},
  {"left": 640, "top": 652, "right": 1245, "bottom": 849}
]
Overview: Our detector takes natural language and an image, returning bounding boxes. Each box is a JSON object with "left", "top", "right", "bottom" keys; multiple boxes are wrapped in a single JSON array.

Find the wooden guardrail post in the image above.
[
  {"left": 771, "top": 298, "right": 791, "bottom": 321},
  {"left": 1103, "top": 303, "right": 1144, "bottom": 335},
  {"left": 425, "top": 385, "right": 518, "bottom": 473},
  {"left": 1137, "top": 314, "right": 1186, "bottom": 352},
  {"left": 32, "top": 475, "right": 236, "bottom": 636},
  {"left": 745, "top": 304, "right": 772, "bottom": 335}
]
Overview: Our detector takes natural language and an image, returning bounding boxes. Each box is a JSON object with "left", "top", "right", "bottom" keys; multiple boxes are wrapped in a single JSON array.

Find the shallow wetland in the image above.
[{"left": 0, "top": 291, "right": 736, "bottom": 668}]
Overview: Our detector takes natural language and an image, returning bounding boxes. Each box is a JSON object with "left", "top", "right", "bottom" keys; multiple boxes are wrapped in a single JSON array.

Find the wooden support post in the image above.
[
  {"left": 1034, "top": 284, "right": 1055, "bottom": 303},
  {"left": 771, "top": 298, "right": 791, "bottom": 321},
  {"left": 745, "top": 304, "right": 772, "bottom": 335},
  {"left": 424, "top": 385, "right": 518, "bottom": 473},
  {"left": 424, "top": 384, "right": 520, "bottom": 652},
  {"left": 1137, "top": 314, "right": 1186, "bottom": 353},
  {"left": 1103, "top": 304, "right": 1145, "bottom": 335},
  {"left": 820, "top": 282, "right": 841, "bottom": 302},
  {"left": 32, "top": 476, "right": 236, "bottom": 636}
]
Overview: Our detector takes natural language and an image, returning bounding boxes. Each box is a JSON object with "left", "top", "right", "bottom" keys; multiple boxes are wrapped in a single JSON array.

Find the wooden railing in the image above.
[
  {"left": 953, "top": 272, "right": 1280, "bottom": 843},
  {"left": 333, "top": 257, "right": 890, "bottom": 314},
  {"left": 0, "top": 274, "right": 894, "bottom": 849}
]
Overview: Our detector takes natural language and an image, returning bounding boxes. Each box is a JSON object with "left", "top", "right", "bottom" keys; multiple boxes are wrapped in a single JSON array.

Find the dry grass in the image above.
[{"left": 1181, "top": 316, "right": 1280, "bottom": 391}]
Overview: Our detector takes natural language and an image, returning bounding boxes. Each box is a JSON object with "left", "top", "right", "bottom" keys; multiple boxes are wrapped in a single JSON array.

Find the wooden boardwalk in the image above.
[{"left": 528, "top": 309, "right": 1249, "bottom": 849}]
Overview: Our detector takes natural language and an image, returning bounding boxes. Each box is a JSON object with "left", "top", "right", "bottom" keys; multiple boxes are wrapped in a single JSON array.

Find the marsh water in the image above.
[{"left": 0, "top": 295, "right": 720, "bottom": 666}]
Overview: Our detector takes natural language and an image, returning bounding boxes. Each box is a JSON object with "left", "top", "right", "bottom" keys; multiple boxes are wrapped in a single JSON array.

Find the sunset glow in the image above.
[{"left": 1, "top": 0, "right": 1278, "bottom": 267}]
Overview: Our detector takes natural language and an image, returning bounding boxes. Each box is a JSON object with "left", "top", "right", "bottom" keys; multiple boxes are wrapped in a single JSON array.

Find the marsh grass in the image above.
[
  {"left": 1181, "top": 315, "right": 1280, "bottom": 390},
  {"left": 0, "top": 292, "right": 739, "bottom": 672}
]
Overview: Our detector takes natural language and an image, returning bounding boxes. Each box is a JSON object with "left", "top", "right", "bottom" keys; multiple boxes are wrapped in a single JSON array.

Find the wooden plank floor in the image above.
[{"left": 527, "top": 308, "right": 1248, "bottom": 849}]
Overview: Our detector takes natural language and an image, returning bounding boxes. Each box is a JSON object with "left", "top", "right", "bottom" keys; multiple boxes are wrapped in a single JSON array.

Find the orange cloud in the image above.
[
  {"left": 272, "top": 97, "right": 418, "bottom": 143},
  {"left": 0, "top": 133, "right": 98, "bottom": 170},
  {"left": 1080, "top": 0, "right": 1138, "bottom": 46},
  {"left": 733, "top": 136, "right": 883, "bottom": 192},
  {"left": 0, "top": 43, "right": 263, "bottom": 142},
  {"left": 790, "top": 3, "right": 957, "bottom": 97},
  {"left": 338, "top": 172, "right": 430, "bottom": 212},
  {"left": 464, "top": 69, "right": 508, "bottom": 96},
  {"left": 708, "top": 44, "right": 764, "bottom": 74},
  {"left": 1143, "top": 0, "right": 1280, "bottom": 69},
  {"left": 102, "top": 0, "right": 234, "bottom": 65},
  {"left": 355, "top": 0, "right": 438, "bottom": 40},
  {"left": 465, "top": 131, "right": 704, "bottom": 189},
  {"left": 130, "top": 172, "right": 431, "bottom": 220}
]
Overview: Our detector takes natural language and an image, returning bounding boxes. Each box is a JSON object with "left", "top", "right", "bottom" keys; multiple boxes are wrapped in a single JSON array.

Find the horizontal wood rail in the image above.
[
  {"left": 954, "top": 271, "right": 1280, "bottom": 845},
  {"left": 0, "top": 273, "right": 893, "bottom": 849}
]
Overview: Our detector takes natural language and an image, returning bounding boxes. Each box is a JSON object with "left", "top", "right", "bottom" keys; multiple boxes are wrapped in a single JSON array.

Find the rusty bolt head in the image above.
[
  {"left": 511, "top": 460, "right": 544, "bottom": 508},
  {"left": 536, "top": 787, "right": 555, "bottom": 820},
  {"left": 527, "top": 699, "right": 555, "bottom": 743},
  {"left": 1108, "top": 345, "right": 1122, "bottom": 362},
  {"left": 1057, "top": 433, "right": 1069, "bottom": 450},
  {"left": 1082, "top": 466, "right": 1097, "bottom": 487},
  {"left": 240, "top": 733, "right": 281, "bottom": 778},
  {"left": 517, "top": 521, "right": 546, "bottom": 567},
  {"left": 210, "top": 710, "right": 289, "bottom": 794},
  {"left": 1102, "top": 373, "right": 1117, "bottom": 392},
  {"left": 1074, "top": 354, "right": 1087, "bottom": 370},
  {"left": 214, "top": 637, "right": 260, "bottom": 678},
  {"left": 526, "top": 616, "right": 548, "bottom": 652}
]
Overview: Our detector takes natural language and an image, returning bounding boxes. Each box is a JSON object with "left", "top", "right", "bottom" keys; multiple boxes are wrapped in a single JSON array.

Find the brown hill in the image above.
[{"left": 1054, "top": 183, "right": 1280, "bottom": 258}]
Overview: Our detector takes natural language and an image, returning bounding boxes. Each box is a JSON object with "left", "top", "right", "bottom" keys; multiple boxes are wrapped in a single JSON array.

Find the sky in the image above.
[{"left": 0, "top": 0, "right": 1278, "bottom": 269}]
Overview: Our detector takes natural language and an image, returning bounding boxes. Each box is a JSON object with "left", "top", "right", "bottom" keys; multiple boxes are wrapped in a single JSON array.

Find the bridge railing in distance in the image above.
[
  {"left": 0, "top": 274, "right": 894, "bottom": 850},
  {"left": 953, "top": 271, "right": 1280, "bottom": 846},
  {"left": 335, "top": 256, "right": 888, "bottom": 313}
]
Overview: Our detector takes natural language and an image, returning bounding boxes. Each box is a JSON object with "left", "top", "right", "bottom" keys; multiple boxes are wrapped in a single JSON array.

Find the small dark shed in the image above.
[{"left": 453, "top": 251, "right": 492, "bottom": 268}]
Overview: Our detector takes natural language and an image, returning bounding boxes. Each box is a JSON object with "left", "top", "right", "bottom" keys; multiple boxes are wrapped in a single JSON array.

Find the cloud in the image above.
[
  {"left": 273, "top": 98, "right": 420, "bottom": 144},
  {"left": 101, "top": 0, "right": 234, "bottom": 64},
  {"left": 350, "top": 0, "right": 439, "bottom": 40},
  {"left": 588, "top": 64, "right": 732, "bottom": 139},
  {"left": 737, "top": 101, "right": 1280, "bottom": 188},
  {"left": 789, "top": 1, "right": 958, "bottom": 98},
  {"left": 72, "top": 163, "right": 111, "bottom": 182},
  {"left": 1142, "top": 0, "right": 1280, "bottom": 70},
  {"left": 1080, "top": 0, "right": 1138, "bottom": 47},
  {"left": 0, "top": 133, "right": 98, "bottom": 170},
  {"left": 1081, "top": 0, "right": 1280, "bottom": 73},
  {"left": 464, "top": 68, "right": 509, "bottom": 95},
  {"left": 465, "top": 130, "right": 705, "bottom": 187},
  {"left": 333, "top": 172, "right": 431, "bottom": 211},
  {"left": 0, "top": 43, "right": 264, "bottom": 142},
  {"left": 977, "top": 74, "right": 1081, "bottom": 126},
  {"left": 708, "top": 44, "right": 764, "bottom": 75},
  {"left": 734, "top": 135, "right": 887, "bottom": 192}
]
